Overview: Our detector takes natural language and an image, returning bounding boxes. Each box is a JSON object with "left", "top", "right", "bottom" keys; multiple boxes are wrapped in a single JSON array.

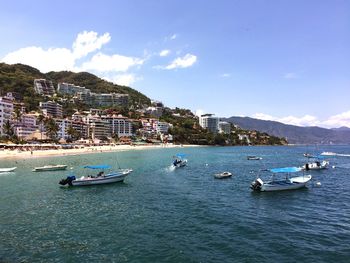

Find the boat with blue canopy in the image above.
[
  {"left": 172, "top": 153, "right": 187, "bottom": 168},
  {"left": 59, "top": 164, "right": 132, "bottom": 186},
  {"left": 250, "top": 166, "right": 312, "bottom": 192}
]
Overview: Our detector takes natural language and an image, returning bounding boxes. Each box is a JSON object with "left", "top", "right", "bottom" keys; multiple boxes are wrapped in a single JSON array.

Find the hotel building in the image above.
[{"left": 199, "top": 114, "right": 219, "bottom": 133}]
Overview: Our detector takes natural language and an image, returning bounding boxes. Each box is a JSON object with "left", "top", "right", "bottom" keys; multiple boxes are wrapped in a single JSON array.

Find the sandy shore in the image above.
[{"left": 0, "top": 144, "right": 199, "bottom": 160}]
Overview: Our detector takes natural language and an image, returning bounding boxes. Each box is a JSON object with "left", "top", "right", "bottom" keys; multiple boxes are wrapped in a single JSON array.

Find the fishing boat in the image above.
[
  {"left": 247, "top": 156, "right": 262, "bottom": 160},
  {"left": 214, "top": 171, "right": 232, "bottom": 179},
  {"left": 250, "top": 167, "right": 312, "bottom": 192},
  {"left": 33, "top": 164, "right": 67, "bottom": 172},
  {"left": 59, "top": 165, "right": 132, "bottom": 186},
  {"left": 172, "top": 153, "right": 187, "bottom": 168},
  {"left": 302, "top": 155, "right": 329, "bottom": 170},
  {"left": 0, "top": 167, "right": 17, "bottom": 173}
]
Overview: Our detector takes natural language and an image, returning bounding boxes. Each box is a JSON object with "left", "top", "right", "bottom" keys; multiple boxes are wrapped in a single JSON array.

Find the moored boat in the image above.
[
  {"left": 214, "top": 171, "right": 232, "bottom": 179},
  {"left": 59, "top": 165, "right": 132, "bottom": 186},
  {"left": 33, "top": 165, "right": 67, "bottom": 172},
  {"left": 250, "top": 167, "right": 312, "bottom": 192},
  {"left": 247, "top": 156, "right": 262, "bottom": 160},
  {"left": 0, "top": 167, "right": 17, "bottom": 173}
]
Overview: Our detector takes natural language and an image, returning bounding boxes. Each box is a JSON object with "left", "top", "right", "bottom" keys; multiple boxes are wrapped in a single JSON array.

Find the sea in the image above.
[{"left": 1, "top": 145, "right": 350, "bottom": 262}]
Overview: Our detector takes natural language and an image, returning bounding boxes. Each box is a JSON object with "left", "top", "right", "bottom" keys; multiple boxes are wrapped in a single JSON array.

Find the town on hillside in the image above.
[{"left": 0, "top": 79, "right": 287, "bottom": 147}]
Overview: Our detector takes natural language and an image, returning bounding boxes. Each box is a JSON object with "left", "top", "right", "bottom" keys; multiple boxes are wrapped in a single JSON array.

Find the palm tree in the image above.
[
  {"left": 13, "top": 107, "right": 23, "bottom": 125},
  {"left": 2, "top": 120, "right": 14, "bottom": 138},
  {"left": 67, "top": 125, "right": 80, "bottom": 141},
  {"left": 37, "top": 114, "right": 45, "bottom": 140},
  {"left": 44, "top": 118, "right": 59, "bottom": 141}
]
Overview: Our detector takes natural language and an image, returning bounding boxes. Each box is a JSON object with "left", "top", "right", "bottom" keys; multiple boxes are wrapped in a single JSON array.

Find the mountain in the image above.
[
  {"left": 225, "top": 116, "right": 350, "bottom": 144},
  {"left": 0, "top": 63, "right": 151, "bottom": 107}
]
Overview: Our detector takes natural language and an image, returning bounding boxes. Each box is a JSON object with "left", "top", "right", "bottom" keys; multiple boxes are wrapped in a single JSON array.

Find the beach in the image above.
[{"left": 0, "top": 143, "right": 196, "bottom": 159}]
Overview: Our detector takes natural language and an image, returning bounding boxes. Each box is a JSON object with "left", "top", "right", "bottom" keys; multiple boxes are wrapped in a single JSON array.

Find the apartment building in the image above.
[
  {"left": 34, "top": 79, "right": 55, "bottom": 96},
  {"left": 57, "top": 83, "right": 90, "bottom": 96},
  {"left": 39, "top": 101, "right": 63, "bottom": 118},
  {"left": 0, "top": 96, "right": 14, "bottom": 135},
  {"left": 219, "top": 121, "right": 231, "bottom": 134},
  {"left": 199, "top": 114, "right": 219, "bottom": 133},
  {"left": 101, "top": 115, "right": 133, "bottom": 137}
]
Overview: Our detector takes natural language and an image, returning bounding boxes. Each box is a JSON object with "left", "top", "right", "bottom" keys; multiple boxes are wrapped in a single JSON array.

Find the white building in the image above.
[
  {"left": 34, "top": 79, "right": 55, "bottom": 96},
  {"left": 39, "top": 101, "right": 63, "bottom": 118},
  {"left": 0, "top": 96, "right": 14, "bottom": 135},
  {"left": 153, "top": 121, "right": 171, "bottom": 134},
  {"left": 219, "top": 121, "right": 231, "bottom": 134},
  {"left": 199, "top": 114, "right": 219, "bottom": 133},
  {"left": 55, "top": 118, "right": 88, "bottom": 140},
  {"left": 13, "top": 113, "right": 38, "bottom": 139},
  {"left": 57, "top": 83, "right": 90, "bottom": 96},
  {"left": 101, "top": 115, "right": 133, "bottom": 137}
]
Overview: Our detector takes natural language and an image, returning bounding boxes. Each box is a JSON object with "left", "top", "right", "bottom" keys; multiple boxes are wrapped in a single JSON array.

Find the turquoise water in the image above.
[{"left": 1, "top": 145, "right": 350, "bottom": 262}]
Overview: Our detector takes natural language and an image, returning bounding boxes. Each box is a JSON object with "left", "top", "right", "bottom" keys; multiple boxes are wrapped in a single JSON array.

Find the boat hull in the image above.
[
  {"left": 252, "top": 175, "right": 312, "bottom": 192},
  {"left": 33, "top": 165, "right": 67, "bottom": 172},
  {"left": 68, "top": 169, "right": 132, "bottom": 186},
  {"left": 0, "top": 167, "right": 17, "bottom": 172}
]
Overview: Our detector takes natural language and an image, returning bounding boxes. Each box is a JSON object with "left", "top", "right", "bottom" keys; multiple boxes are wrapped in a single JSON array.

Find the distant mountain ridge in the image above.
[{"left": 225, "top": 116, "right": 350, "bottom": 145}]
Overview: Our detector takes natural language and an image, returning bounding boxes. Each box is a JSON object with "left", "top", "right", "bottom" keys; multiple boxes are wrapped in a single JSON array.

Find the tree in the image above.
[
  {"left": 13, "top": 107, "right": 23, "bottom": 125},
  {"left": 67, "top": 125, "right": 81, "bottom": 141},
  {"left": 37, "top": 114, "right": 46, "bottom": 140},
  {"left": 44, "top": 118, "right": 59, "bottom": 141},
  {"left": 2, "top": 120, "right": 14, "bottom": 138}
]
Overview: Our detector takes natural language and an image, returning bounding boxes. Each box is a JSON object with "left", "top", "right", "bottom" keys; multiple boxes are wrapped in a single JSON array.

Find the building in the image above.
[
  {"left": 55, "top": 118, "right": 88, "bottom": 140},
  {"left": 199, "top": 114, "right": 219, "bottom": 133},
  {"left": 84, "top": 116, "right": 110, "bottom": 140},
  {"left": 39, "top": 101, "right": 63, "bottom": 118},
  {"left": 76, "top": 92, "right": 129, "bottom": 107},
  {"left": 34, "top": 79, "right": 55, "bottom": 96},
  {"left": 101, "top": 115, "right": 133, "bottom": 137},
  {"left": 57, "top": 83, "right": 90, "bottom": 96},
  {"left": 0, "top": 96, "right": 14, "bottom": 135},
  {"left": 153, "top": 121, "right": 171, "bottom": 134},
  {"left": 219, "top": 121, "right": 231, "bottom": 134}
]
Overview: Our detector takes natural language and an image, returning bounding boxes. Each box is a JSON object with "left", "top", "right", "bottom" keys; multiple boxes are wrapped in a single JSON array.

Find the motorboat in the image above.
[
  {"left": 214, "top": 171, "right": 232, "bottom": 179},
  {"left": 172, "top": 153, "right": 187, "bottom": 168},
  {"left": 33, "top": 164, "right": 67, "bottom": 172},
  {"left": 247, "top": 156, "right": 262, "bottom": 160},
  {"left": 59, "top": 164, "right": 132, "bottom": 186},
  {"left": 302, "top": 160, "right": 329, "bottom": 170},
  {"left": 0, "top": 167, "right": 17, "bottom": 173},
  {"left": 250, "top": 166, "right": 312, "bottom": 192}
]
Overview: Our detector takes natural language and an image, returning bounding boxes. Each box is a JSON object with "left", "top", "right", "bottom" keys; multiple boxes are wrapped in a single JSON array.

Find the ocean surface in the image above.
[{"left": 1, "top": 145, "right": 350, "bottom": 262}]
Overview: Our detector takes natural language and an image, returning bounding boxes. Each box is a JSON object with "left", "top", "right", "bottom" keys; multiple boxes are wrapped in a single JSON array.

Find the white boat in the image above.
[
  {"left": 33, "top": 165, "right": 68, "bottom": 172},
  {"left": 0, "top": 167, "right": 17, "bottom": 173},
  {"left": 320, "top": 151, "right": 337, "bottom": 156},
  {"left": 251, "top": 167, "right": 312, "bottom": 192},
  {"left": 214, "top": 171, "right": 232, "bottom": 179},
  {"left": 247, "top": 156, "right": 262, "bottom": 160},
  {"left": 302, "top": 160, "right": 329, "bottom": 170},
  {"left": 172, "top": 153, "right": 187, "bottom": 168},
  {"left": 59, "top": 165, "right": 132, "bottom": 186}
]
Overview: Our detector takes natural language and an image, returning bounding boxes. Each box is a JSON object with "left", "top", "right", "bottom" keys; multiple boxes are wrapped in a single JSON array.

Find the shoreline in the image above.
[{"left": 0, "top": 144, "right": 200, "bottom": 160}]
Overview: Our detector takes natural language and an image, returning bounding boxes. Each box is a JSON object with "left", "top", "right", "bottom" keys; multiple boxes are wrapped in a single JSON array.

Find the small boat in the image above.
[
  {"left": 250, "top": 166, "right": 312, "bottom": 192},
  {"left": 302, "top": 160, "right": 329, "bottom": 170},
  {"left": 33, "top": 165, "right": 68, "bottom": 172},
  {"left": 247, "top": 156, "right": 262, "bottom": 160},
  {"left": 320, "top": 151, "right": 337, "bottom": 156},
  {"left": 214, "top": 171, "right": 232, "bottom": 179},
  {"left": 0, "top": 167, "right": 17, "bottom": 173},
  {"left": 172, "top": 153, "right": 187, "bottom": 168},
  {"left": 59, "top": 164, "right": 132, "bottom": 186}
]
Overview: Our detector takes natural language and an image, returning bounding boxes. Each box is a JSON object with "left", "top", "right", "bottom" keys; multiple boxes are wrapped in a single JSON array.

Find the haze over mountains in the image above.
[{"left": 225, "top": 116, "right": 350, "bottom": 145}]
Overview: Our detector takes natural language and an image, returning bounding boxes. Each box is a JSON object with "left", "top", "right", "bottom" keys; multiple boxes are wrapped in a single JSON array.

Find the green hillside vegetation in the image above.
[{"left": 0, "top": 63, "right": 151, "bottom": 111}]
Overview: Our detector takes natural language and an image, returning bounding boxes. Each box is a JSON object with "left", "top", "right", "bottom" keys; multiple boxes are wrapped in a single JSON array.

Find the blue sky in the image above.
[{"left": 1, "top": 0, "right": 349, "bottom": 128}]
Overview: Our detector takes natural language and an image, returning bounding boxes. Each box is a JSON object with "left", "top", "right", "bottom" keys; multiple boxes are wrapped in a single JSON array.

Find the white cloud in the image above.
[
  {"left": 72, "top": 31, "right": 111, "bottom": 59},
  {"left": 103, "top": 73, "right": 141, "bottom": 86},
  {"left": 195, "top": 109, "right": 205, "bottom": 117},
  {"left": 81, "top": 52, "right": 144, "bottom": 72},
  {"left": 322, "top": 111, "right": 350, "bottom": 128},
  {"left": 252, "top": 111, "right": 350, "bottom": 128},
  {"left": 159, "top": 49, "right": 170, "bottom": 57},
  {"left": 164, "top": 53, "right": 197, "bottom": 70},
  {"left": 1, "top": 31, "right": 146, "bottom": 87},
  {"left": 170, "top": 34, "right": 177, "bottom": 40},
  {"left": 220, "top": 73, "right": 231, "bottom": 78},
  {"left": 284, "top": 72, "right": 298, "bottom": 79},
  {"left": 2, "top": 46, "right": 75, "bottom": 72}
]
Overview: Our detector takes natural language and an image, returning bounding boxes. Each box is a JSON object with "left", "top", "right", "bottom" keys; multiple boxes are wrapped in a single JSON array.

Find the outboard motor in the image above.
[
  {"left": 305, "top": 163, "right": 310, "bottom": 171},
  {"left": 250, "top": 178, "right": 263, "bottom": 191},
  {"left": 59, "top": 175, "right": 76, "bottom": 186}
]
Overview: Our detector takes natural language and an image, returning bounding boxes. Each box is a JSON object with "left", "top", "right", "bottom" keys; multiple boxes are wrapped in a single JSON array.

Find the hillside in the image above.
[
  {"left": 0, "top": 63, "right": 151, "bottom": 108},
  {"left": 225, "top": 116, "right": 350, "bottom": 144}
]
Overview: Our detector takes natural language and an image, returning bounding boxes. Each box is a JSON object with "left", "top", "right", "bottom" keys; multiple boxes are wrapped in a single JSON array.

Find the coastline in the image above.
[{"left": 0, "top": 144, "right": 200, "bottom": 160}]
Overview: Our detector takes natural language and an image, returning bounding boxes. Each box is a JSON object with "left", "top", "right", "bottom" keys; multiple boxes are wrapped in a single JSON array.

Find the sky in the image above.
[{"left": 0, "top": 0, "right": 349, "bottom": 128}]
